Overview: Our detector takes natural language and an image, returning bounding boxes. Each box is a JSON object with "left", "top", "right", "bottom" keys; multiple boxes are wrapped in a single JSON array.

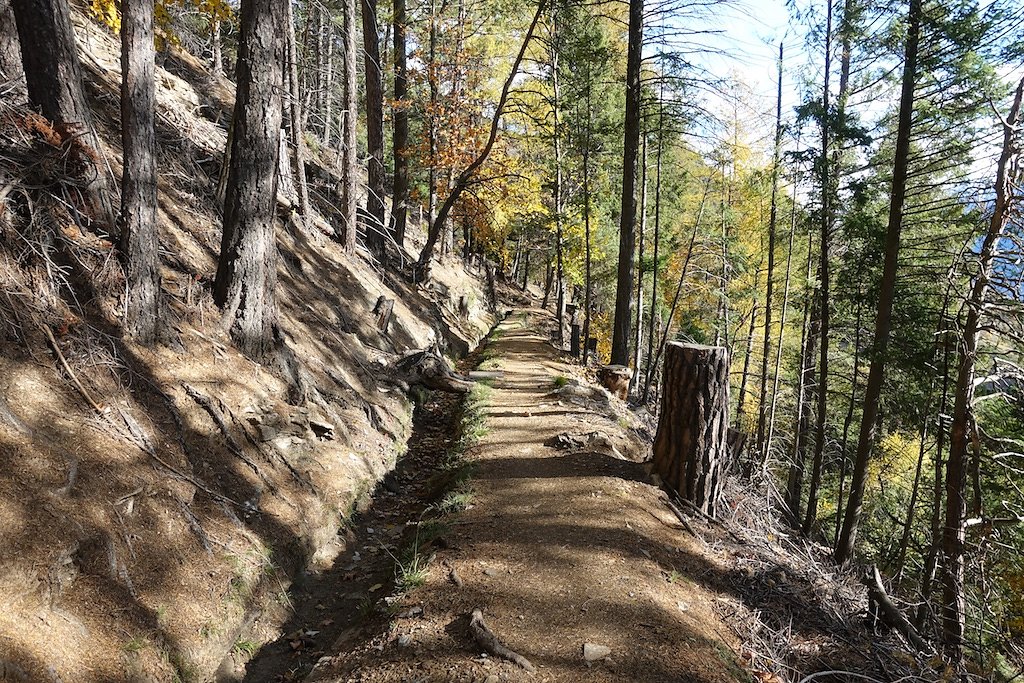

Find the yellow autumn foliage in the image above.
[
  {"left": 87, "top": 0, "right": 119, "bottom": 32},
  {"left": 87, "top": 0, "right": 233, "bottom": 45}
]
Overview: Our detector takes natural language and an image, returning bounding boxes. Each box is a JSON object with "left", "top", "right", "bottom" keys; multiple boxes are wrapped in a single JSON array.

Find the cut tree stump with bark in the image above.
[
  {"left": 597, "top": 364, "right": 631, "bottom": 400},
  {"left": 651, "top": 343, "right": 730, "bottom": 517}
]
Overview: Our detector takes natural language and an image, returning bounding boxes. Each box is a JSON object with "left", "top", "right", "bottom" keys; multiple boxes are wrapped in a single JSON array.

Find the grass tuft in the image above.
[{"left": 232, "top": 639, "right": 259, "bottom": 657}]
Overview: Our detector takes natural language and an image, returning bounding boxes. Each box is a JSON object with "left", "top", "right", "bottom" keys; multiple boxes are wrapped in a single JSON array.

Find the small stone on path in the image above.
[{"left": 583, "top": 643, "right": 612, "bottom": 661}]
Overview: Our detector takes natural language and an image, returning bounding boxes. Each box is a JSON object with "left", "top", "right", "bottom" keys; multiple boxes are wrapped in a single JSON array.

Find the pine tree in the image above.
[
  {"left": 119, "top": 0, "right": 160, "bottom": 343},
  {"left": 213, "top": 0, "right": 285, "bottom": 358}
]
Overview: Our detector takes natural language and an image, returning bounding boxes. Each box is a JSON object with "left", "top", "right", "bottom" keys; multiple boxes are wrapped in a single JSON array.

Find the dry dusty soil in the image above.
[{"left": 298, "top": 309, "right": 751, "bottom": 683}]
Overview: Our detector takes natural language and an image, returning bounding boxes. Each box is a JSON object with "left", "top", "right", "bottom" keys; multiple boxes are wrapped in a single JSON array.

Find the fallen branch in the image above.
[
  {"left": 469, "top": 608, "right": 536, "bottom": 673},
  {"left": 659, "top": 497, "right": 697, "bottom": 536},
  {"left": 39, "top": 323, "right": 105, "bottom": 414},
  {"left": 0, "top": 395, "right": 32, "bottom": 435},
  {"left": 862, "top": 564, "right": 933, "bottom": 654},
  {"left": 668, "top": 488, "right": 743, "bottom": 544}
]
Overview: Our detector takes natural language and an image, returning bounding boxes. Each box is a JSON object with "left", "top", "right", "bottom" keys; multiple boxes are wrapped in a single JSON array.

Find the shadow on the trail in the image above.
[{"left": 473, "top": 452, "right": 648, "bottom": 484}]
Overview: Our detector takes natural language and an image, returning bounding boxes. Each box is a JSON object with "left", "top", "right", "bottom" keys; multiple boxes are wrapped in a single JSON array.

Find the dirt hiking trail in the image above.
[{"left": 302, "top": 308, "right": 749, "bottom": 683}]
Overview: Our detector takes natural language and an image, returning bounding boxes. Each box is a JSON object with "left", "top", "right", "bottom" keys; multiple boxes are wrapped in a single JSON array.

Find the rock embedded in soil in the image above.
[{"left": 583, "top": 643, "right": 612, "bottom": 661}]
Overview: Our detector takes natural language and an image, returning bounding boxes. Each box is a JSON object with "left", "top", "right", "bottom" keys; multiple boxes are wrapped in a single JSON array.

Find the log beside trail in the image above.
[
  {"left": 651, "top": 343, "right": 730, "bottom": 517},
  {"left": 392, "top": 348, "right": 474, "bottom": 393}
]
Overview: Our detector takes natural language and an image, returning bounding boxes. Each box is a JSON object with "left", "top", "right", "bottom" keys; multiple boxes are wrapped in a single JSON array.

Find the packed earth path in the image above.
[{"left": 247, "top": 307, "right": 752, "bottom": 683}]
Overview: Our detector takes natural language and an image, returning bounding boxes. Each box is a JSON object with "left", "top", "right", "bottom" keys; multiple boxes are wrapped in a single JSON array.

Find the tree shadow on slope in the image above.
[{"left": 236, "top": 388, "right": 466, "bottom": 683}]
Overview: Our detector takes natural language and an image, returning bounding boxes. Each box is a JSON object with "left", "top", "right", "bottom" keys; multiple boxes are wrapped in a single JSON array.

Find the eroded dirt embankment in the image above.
[{"left": 0, "top": 9, "right": 497, "bottom": 682}]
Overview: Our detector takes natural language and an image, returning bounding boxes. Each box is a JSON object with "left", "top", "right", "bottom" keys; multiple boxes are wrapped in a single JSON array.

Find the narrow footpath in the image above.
[{"left": 304, "top": 309, "right": 747, "bottom": 683}]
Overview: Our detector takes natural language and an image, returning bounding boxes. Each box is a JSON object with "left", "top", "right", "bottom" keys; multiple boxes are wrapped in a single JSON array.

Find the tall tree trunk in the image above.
[
  {"left": 541, "top": 245, "right": 554, "bottom": 308},
  {"left": 917, "top": 318, "right": 953, "bottom": 631},
  {"left": 941, "top": 75, "right": 1024, "bottom": 661},
  {"left": 213, "top": 0, "right": 285, "bottom": 359},
  {"left": 285, "top": 0, "right": 311, "bottom": 227},
  {"left": 735, "top": 294, "right": 758, "bottom": 432},
  {"left": 414, "top": 0, "right": 546, "bottom": 278},
  {"left": 322, "top": 8, "right": 334, "bottom": 148},
  {"left": 11, "top": 0, "right": 113, "bottom": 229},
  {"left": 610, "top": 0, "right": 643, "bottom": 365},
  {"left": 362, "top": 0, "right": 386, "bottom": 254},
  {"left": 895, "top": 377, "right": 935, "bottom": 581},
  {"left": 803, "top": 0, "right": 836, "bottom": 536},
  {"left": 119, "top": 0, "right": 160, "bottom": 343},
  {"left": 339, "top": 0, "right": 358, "bottom": 251},
  {"left": 833, "top": 295, "right": 863, "bottom": 545},
  {"left": 392, "top": 0, "right": 409, "bottom": 246},
  {"left": 716, "top": 162, "right": 730, "bottom": 350},
  {"left": 522, "top": 246, "right": 530, "bottom": 290},
  {"left": 634, "top": 134, "right": 648, "bottom": 378},
  {"left": 787, "top": 231, "right": 818, "bottom": 524},
  {"left": 582, "top": 99, "right": 594, "bottom": 365},
  {"left": 427, "top": 0, "right": 439, "bottom": 250},
  {"left": 766, "top": 169, "right": 800, "bottom": 459},
  {"left": 551, "top": 27, "right": 566, "bottom": 346},
  {"left": 756, "top": 43, "right": 784, "bottom": 458},
  {"left": 645, "top": 103, "right": 664, "bottom": 389},
  {"left": 835, "top": 0, "right": 922, "bottom": 565}
]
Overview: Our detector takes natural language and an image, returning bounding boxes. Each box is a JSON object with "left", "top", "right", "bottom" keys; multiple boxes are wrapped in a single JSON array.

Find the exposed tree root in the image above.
[
  {"left": 469, "top": 608, "right": 536, "bottom": 673},
  {"left": 182, "top": 382, "right": 262, "bottom": 476}
]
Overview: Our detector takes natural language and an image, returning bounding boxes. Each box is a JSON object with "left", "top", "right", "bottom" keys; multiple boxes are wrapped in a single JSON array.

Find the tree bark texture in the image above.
[
  {"left": 0, "top": 0, "right": 23, "bottom": 87},
  {"left": 610, "top": 0, "right": 643, "bottom": 366},
  {"left": 652, "top": 343, "right": 730, "bottom": 517},
  {"left": 213, "top": 0, "right": 285, "bottom": 359},
  {"left": 119, "top": 0, "right": 160, "bottom": 343},
  {"left": 362, "top": 0, "right": 386, "bottom": 254},
  {"left": 11, "top": 0, "right": 113, "bottom": 228}
]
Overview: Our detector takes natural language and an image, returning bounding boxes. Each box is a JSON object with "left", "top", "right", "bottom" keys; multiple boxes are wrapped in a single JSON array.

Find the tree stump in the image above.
[
  {"left": 597, "top": 364, "right": 631, "bottom": 400},
  {"left": 652, "top": 343, "right": 730, "bottom": 517}
]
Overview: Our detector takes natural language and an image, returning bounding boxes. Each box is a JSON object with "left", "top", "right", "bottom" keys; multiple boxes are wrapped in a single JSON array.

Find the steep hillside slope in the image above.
[{"left": 0, "top": 10, "right": 495, "bottom": 682}]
